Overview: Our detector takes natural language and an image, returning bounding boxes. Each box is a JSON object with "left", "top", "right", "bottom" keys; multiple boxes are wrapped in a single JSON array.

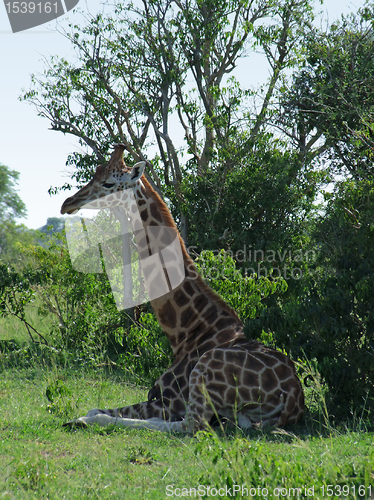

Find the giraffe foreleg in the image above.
[
  {"left": 64, "top": 413, "right": 186, "bottom": 432},
  {"left": 63, "top": 401, "right": 189, "bottom": 432}
]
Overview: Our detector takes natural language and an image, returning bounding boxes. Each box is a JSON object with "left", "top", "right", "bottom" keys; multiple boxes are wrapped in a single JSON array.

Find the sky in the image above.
[{"left": 0, "top": 0, "right": 365, "bottom": 230}]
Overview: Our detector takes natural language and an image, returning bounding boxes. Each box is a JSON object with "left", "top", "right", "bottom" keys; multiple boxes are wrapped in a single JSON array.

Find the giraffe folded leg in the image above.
[
  {"left": 63, "top": 403, "right": 189, "bottom": 433},
  {"left": 64, "top": 413, "right": 186, "bottom": 432}
]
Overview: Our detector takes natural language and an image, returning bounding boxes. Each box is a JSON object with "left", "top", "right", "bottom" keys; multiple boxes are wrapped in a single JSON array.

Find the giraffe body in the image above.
[{"left": 61, "top": 145, "right": 304, "bottom": 433}]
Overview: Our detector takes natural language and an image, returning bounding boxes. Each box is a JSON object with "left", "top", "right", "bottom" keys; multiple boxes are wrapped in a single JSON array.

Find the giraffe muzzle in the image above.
[{"left": 60, "top": 197, "right": 80, "bottom": 215}]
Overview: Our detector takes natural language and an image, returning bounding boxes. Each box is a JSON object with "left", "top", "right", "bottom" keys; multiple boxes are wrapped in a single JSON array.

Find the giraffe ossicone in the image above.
[{"left": 61, "top": 144, "right": 305, "bottom": 433}]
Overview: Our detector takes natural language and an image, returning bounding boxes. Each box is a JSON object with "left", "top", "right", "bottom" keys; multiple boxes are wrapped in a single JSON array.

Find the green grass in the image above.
[{"left": 0, "top": 365, "right": 373, "bottom": 500}]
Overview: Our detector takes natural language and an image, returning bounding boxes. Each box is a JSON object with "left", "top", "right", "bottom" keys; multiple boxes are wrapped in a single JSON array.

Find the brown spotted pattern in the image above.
[{"left": 61, "top": 144, "right": 304, "bottom": 432}]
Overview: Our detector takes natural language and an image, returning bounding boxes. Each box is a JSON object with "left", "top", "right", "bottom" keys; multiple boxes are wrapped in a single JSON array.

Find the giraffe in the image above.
[{"left": 60, "top": 144, "right": 304, "bottom": 433}]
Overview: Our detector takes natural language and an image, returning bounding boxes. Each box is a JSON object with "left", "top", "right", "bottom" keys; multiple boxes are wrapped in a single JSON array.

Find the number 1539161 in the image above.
[
  {"left": 320, "top": 485, "right": 372, "bottom": 497},
  {"left": 5, "top": 2, "right": 59, "bottom": 14}
]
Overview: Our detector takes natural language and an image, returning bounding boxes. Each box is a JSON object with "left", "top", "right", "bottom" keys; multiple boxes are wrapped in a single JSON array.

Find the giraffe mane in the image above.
[
  {"left": 94, "top": 164, "right": 106, "bottom": 178},
  {"left": 141, "top": 175, "right": 242, "bottom": 323}
]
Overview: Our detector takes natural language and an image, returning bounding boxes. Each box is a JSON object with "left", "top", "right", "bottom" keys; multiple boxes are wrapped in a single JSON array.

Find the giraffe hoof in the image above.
[{"left": 63, "top": 418, "right": 88, "bottom": 429}]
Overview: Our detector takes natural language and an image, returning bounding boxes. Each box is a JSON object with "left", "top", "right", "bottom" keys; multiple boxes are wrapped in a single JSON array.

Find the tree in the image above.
[
  {"left": 23, "top": 0, "right": 316, "bottom": 244},
  {"left": 0, "top": 164, "right": 26, "bottom": 222},
  {"left": 0, "top": 164, "right": 34, "bottom": 260},
  {"left": 182, "top": 134, "right": 321, "bottom": 254},
  {"left": 38, "top": 217, "right": 66, "bottom": 236},
  {"left": 276, "top": 3, "right": 374, "bottom": 180}
]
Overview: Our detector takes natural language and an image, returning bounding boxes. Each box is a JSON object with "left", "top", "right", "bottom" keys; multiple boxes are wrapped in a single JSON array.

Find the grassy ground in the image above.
[
  {"left": 0, "top": 313, "right": 373, "bottom": 499},
  {"left": 0, "top": 364, "right": 373, "bottom": 500}
]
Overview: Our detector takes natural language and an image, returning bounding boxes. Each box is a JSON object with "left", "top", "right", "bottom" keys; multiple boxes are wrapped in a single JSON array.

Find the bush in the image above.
[
  {"left": 248, "top": 179, "right": 374, "bottom": 420},
  {"left": 0, "top": 233, "right": 130, "bottom": 364},
  {"left": 117, "top": 313, "right": 172, "bottom": 384},
  {"left": 195, "top": 249, "right": 287, "bottom": 323}
]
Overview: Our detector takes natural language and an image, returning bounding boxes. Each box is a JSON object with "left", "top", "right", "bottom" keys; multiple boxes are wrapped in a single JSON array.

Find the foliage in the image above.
[
  {"left": 45, "top": 378, "right": 77, "bottom": 417},
  {"left": 0, "top": 232, "right": 131, "bottom": 362},
  {"left": 248, "top": 178, "right": 374, "bottom": 419},
  {"left": 0, "top": 222, "right": 39, "bottom": 264},
  {"left": 195, "top": 249, "right": 287, "bottom": 327},
  {"left": 240, "top": 4, "right": 374, "bottom": 419},
  {"left": 38, "top": 217, "right": 66, "bottom": 236},
  {"left": 0, "top": 163, "right": 26, "bottom": 221},
  {"left": 0, "top": 262, "right": 46, "bottom": 344},
  {"left": 182, "top": 136, "right": 324, "bottom": 252},
  {"left": 0, "top": 164, "right": 37, "bottom": 261},
  {"left": 117, "top": 312, "right": 172, "bottom": 384},
  {"left": 277, "top": 3, "right": 374, "bottom": 180},
  {"left": 1, "top": 238, "right": 289, "bottom": 383}
]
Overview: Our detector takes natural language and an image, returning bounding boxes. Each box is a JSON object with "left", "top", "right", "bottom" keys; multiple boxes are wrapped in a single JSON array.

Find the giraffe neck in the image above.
[{"left": 130, "top": 176, "right": 245, "bottom": 358}]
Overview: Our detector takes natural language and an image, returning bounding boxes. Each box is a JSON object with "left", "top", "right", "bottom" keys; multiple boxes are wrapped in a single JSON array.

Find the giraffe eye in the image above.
[{"left": 102, "top": 182, "right": 115, "bottom": 188}]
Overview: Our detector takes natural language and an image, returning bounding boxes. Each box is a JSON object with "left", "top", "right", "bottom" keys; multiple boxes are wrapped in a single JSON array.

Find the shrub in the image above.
[{"left": 248, "top": 179, "right": 374, "bottom": 420}]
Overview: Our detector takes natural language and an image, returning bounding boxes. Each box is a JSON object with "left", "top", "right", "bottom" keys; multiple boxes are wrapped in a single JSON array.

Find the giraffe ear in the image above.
[{"left": 130, "top": 161, "right": 146, "bottom": 181}]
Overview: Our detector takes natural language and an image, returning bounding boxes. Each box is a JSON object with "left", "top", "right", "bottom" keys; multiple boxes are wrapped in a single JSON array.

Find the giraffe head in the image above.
[{"left": 60, "top": 144, "right": 145, "bottom": 215}]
